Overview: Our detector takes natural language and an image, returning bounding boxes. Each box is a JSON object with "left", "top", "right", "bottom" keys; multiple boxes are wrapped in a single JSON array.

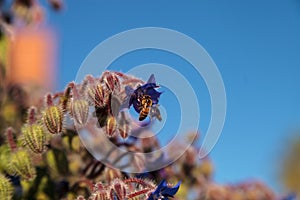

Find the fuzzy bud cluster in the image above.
[{"left": 76, "top": 177, "right": 159, "bottom": 200}]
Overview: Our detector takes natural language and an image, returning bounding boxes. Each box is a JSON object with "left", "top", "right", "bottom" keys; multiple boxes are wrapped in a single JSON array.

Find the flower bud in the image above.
[
  {"left": 90, "top": 191, "right": 108, "bottom": 200},
  {"left": 0, "top": 146, "right": 13, "bottom": 175},
  {"left": 150, "top": 106, "right": 162, "bottom": 121},
  {"left": 27, "top": 106, "right": 37, "bottom": 124},
  {"left": 10, "top": 150, "right": 36, "bottom": 180},
  {"left": 87, "top": 83, "right": 108, "bottom": 107},
  {"left": 118, "top": 124, "right": 130, "bottom": 139},
  {"left": 42, "top": 106, "right": 63, "bottom": 134},
  {"left": 106, "top": 116, "right": 116, "bottom": 137},
  {"left": 0, "top": 174, "right": 13, "bottom": 200},
  {"left": 109, "top": 179, "right": 127, "bottom": 200},
  {"left": 105, "top": 168, "right": 122, "bottom": 183},
  {"left": 5, "top": 127, "right": 17, "bottom": 152},
  {"left": 72, "top": 99, "right": 89, "bottom": 127},
  {"left": 60, "top": 82, "right": 73, "bottom": 113},
  {"left": 45, "top": 93, "right": 54, "bottom": 106},
  {"left": 103, "top": 72, "right": 120, "bottom": 92},
  {"left": 94, "top": 182, "right": 105, "bottom": 191},
  {"left": 118, "top": 112, "right": 131, "bottom": 139},
  {"left": 22, "top": 124, "right": 46, "bottom": 154}
]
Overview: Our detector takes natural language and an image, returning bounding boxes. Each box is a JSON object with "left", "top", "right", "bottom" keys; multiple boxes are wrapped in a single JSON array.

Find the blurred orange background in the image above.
[{"left": 9, "top": 28, "right": 56, "bottom": 91}]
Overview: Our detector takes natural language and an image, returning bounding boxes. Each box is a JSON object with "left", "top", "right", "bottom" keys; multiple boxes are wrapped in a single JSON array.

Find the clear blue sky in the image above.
[{"left": 46, "top": 0, "right": 300, "bottom": 192}]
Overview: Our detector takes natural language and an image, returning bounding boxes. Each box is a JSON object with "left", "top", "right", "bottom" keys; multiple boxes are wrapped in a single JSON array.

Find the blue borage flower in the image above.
[
  {"left": 125, "top": 74, "right": 162, "bottom": 114},
  {"left": 147, "top": 180, "right": 181, "bottom": 200}
]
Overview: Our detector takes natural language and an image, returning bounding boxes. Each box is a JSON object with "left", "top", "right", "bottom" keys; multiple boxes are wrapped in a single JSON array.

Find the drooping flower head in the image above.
[
  {"left": 126, "top": 74, "right": 162, "bottom": 114},
  {"left": 148, "top": 180, "right": 181, "bottom": 200}
]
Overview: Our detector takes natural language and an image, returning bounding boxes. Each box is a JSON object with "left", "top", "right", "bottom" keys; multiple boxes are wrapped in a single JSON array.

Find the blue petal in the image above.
[
  {"left": 147, "top": 74, "right": 156, "bottom": 84},
  {"left": 161, "top": 181, "right": 181, "bottom": 197},
  {"left": 140, "top": 83, "right": 158, "bottom": 90},
  {"left": 156, "top": 179, "right": 167, "bottom": 189},
  {"left": 125, "top": 85, "right": 134, "bottom": 96},
  {"left": 147, "top": 196, "right": 155, "bottom": 200},
  {"left": 147, "top": 180, "right": 181, "bottom": 200}
]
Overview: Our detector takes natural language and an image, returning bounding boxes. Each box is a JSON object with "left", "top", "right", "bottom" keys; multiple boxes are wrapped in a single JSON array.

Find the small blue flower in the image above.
[
  {"left": 126, "top": 74, "right": 162, "bottom": 113},
  {"left": 147, "top": 180, "right": 181, "bottom": 200}
]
